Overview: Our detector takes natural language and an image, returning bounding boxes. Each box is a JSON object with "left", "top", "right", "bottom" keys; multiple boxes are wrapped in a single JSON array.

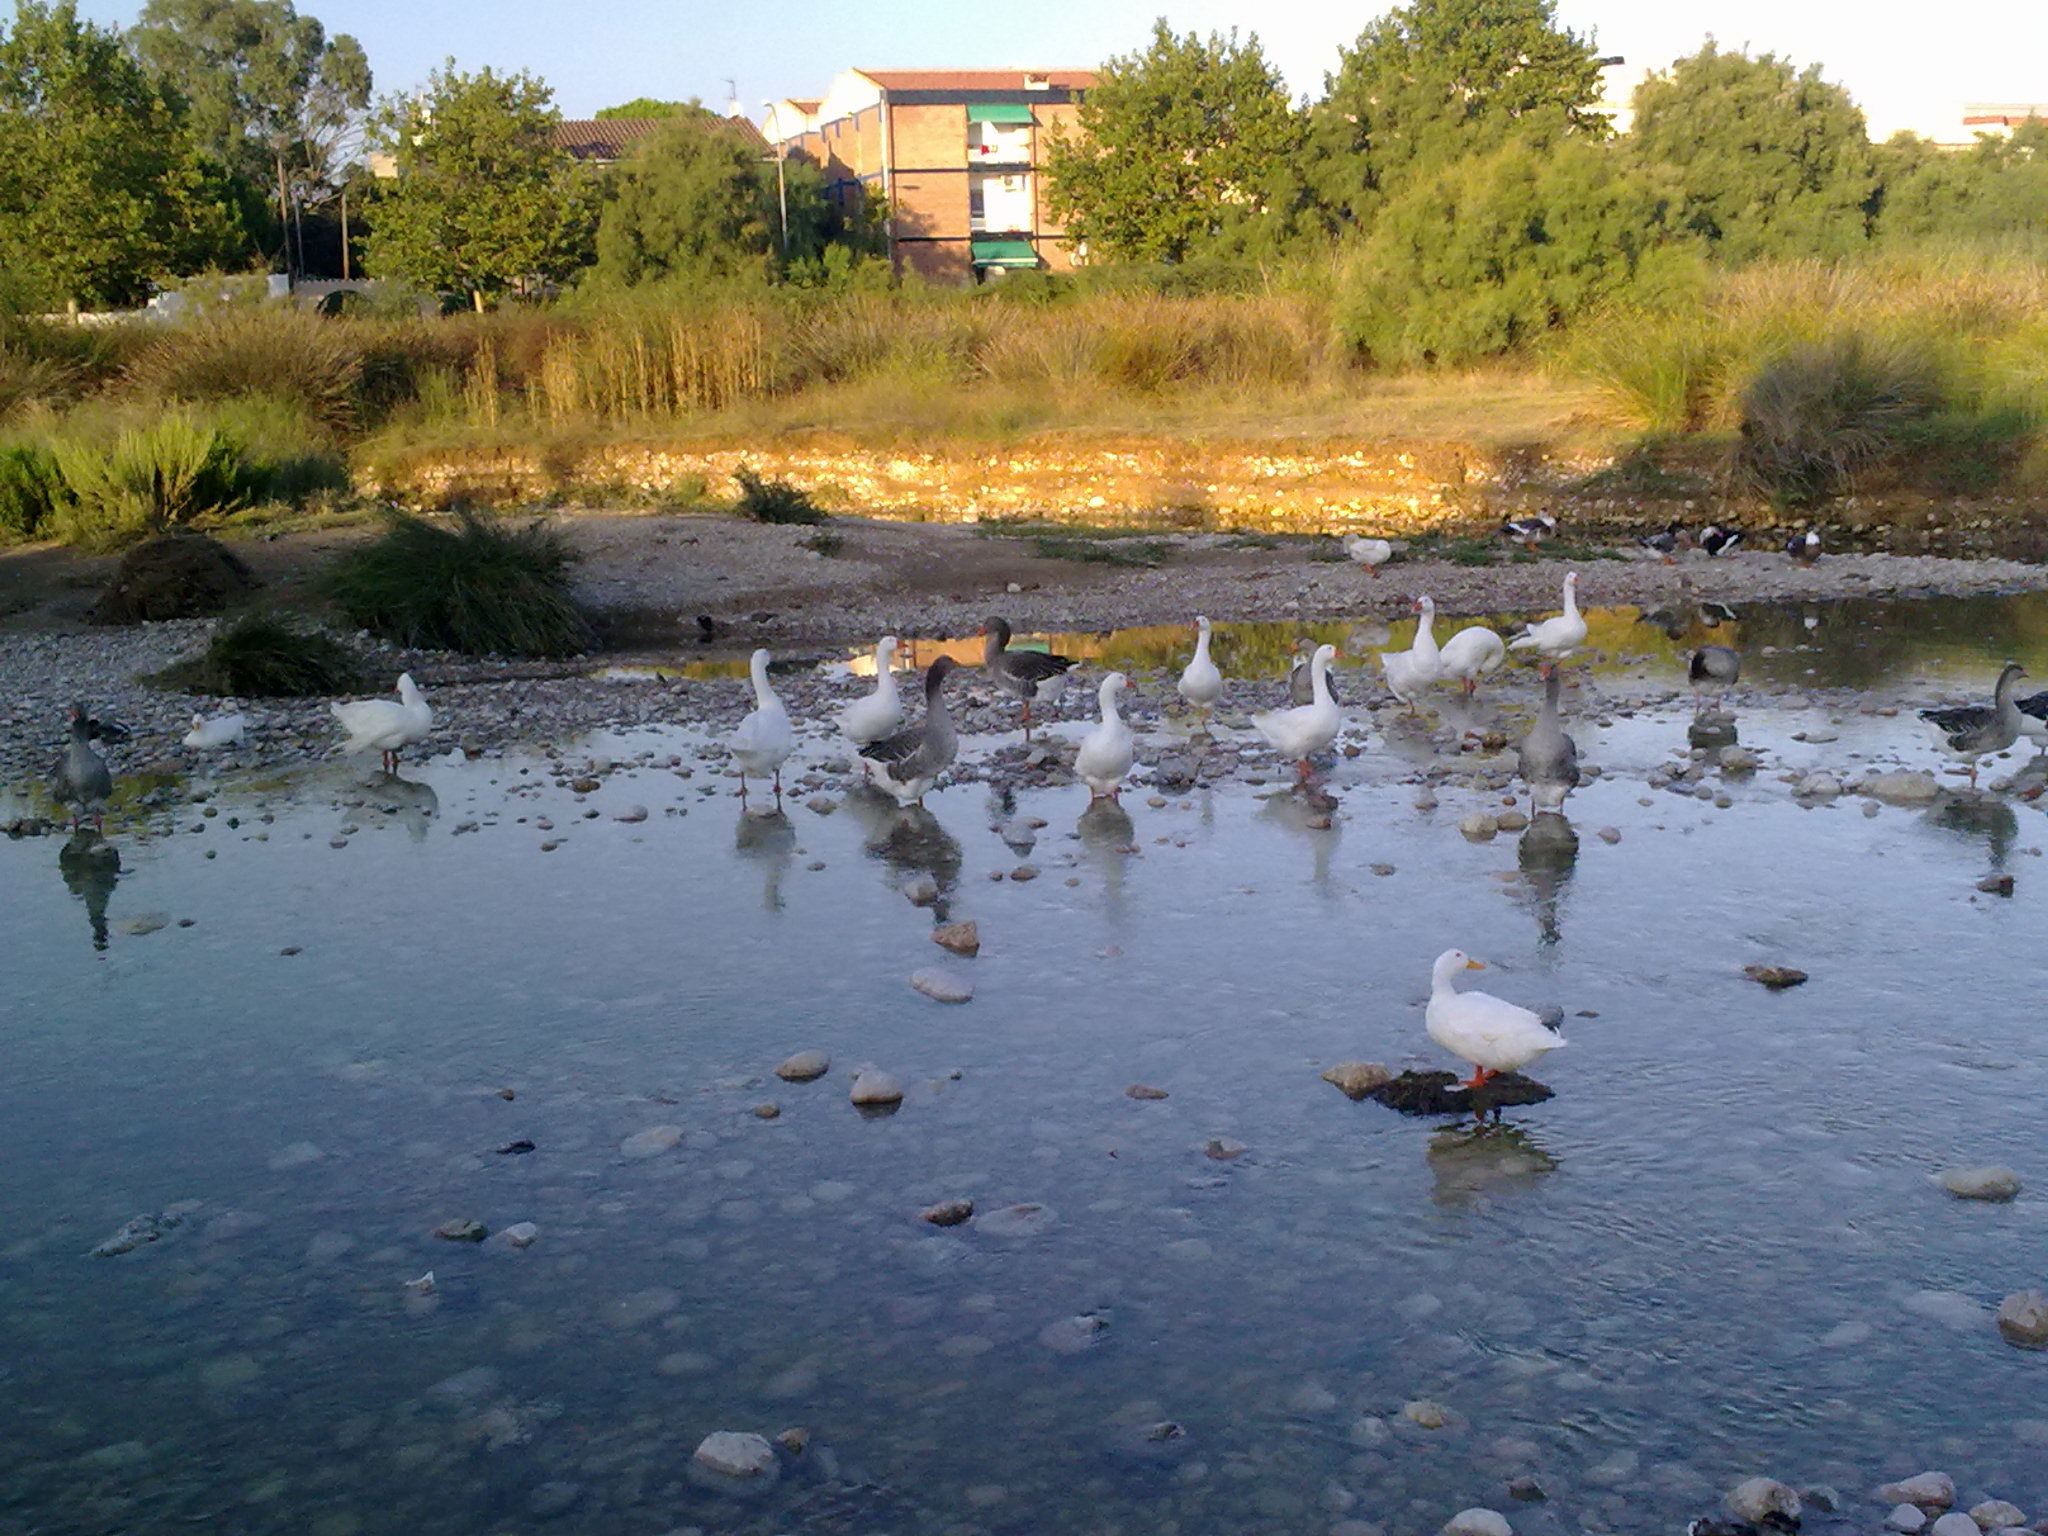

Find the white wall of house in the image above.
[{"left": 970, "top": 172, "right": 1032, "bottom": 232}]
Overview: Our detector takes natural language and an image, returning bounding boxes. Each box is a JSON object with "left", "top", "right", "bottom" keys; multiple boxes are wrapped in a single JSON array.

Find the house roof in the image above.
[
  {"left": 553, "top": 114, "right": 767, "bottom": 163},
  {"left": 854, "top": 69, "right": 1095, "bottom": 93},
  {"left": 785, "top": 98, "right": 821, "bottom": 114}
]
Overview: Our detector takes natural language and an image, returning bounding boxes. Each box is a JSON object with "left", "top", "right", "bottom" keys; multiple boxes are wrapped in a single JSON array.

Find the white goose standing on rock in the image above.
[
  {"left": 1426, "top": 949, "right": 1568, "bottom": 1089},
  {"left": 1076, "top": 672, "right": 1137, "bottom": 799},
  {"left": 1177, "top": 616, "right": 1223, "bottom": 725},
  {"left": 332, "top": 673, "right": 432, "bottom": 774},
  {"left": 1508, "top": 572, "right": 1587, "bottom": 663},
  {"left": 729, "top": 648, "right": 793, "bottom": 806},
  {"left": 1254, "top": 643, "right": 1341, "bottom": 781}
]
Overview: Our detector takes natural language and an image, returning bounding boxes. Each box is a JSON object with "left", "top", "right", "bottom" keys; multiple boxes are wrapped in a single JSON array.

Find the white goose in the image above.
[
  {"left": 1425, "top": 949, "right": 1568, "bottom": 1089},
  {"left": 1379, "top": 596, "right": 1441, "bottom": 709},
  {"left": 1252, "top": 643, "right": 1341, "bottom": 780},
  {"left": 1437, "top": 624, "right": 1505, "bottom": 695},
  {"left": 1343, "top": 534, "right": 1392, "bottom": 576},
  {"left": 182, "top": 711, "right": 247, "bottom": 749},
  {"left": 1176, "top": 616, "right": 1223, "bottom": 722},
  {"left": 838, "top": 636, "right": 903, "bottom": 748},
  {"left": 1508, "top": 571, "right": 1587, "bottom": 662},
  {"left": 332, "top": 673, "right": 432, "bottom": 773},
  {"left": 1076, "top": 672, "right": 1137, "bottom": 799},
  {"left": 730, "top": 648, "right": 794, "bottom": 805}
]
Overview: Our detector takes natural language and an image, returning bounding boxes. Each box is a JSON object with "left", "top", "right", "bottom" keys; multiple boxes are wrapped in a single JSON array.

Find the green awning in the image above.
[
  {"left": 968, "top": 102, "right": 1035, "bottom": 124},
  {"left": 971, "top": 239, "right": 1039, "bottom": 269}
]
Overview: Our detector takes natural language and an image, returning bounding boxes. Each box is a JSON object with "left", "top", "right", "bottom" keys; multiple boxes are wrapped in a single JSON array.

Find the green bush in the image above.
[
  {"left": 324, "top": 509, "right": 596, "bottom": 657},
  {"left": 154, "top": 612, "right": 365, "bottom": 697},
  {"left": 0, "top": 441, "right": 63, "bottom": 541},
  {"left": 1733, "top": 335, "right": 1942, "bottom": 506},
  {"left": 46, "top": 413, "right": 247, "bottom": 550},
  {"left": 123, "top": 307, "right": 364, "bottom": 432},
  {"left": 733, "top": 465, "right": 826, "bottom": 524}
]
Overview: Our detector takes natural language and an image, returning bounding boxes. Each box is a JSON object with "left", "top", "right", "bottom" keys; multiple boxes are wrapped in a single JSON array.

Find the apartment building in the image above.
[{"left": 764, "top": 68, "right": 1094, "bottom": 282}]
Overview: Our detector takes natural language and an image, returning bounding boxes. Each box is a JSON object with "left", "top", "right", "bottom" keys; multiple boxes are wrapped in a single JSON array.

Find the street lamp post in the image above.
[{"left": 763, "top": 100, "right": 788, "bottom": 258}]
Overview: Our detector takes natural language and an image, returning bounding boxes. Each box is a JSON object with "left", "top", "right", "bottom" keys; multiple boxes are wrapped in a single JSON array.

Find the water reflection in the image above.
[
  {"left": 1688, "top": 709, "right": 1740, "bottom": 751},
  {"left": 57, "top": 829, "right": 120, "bottom": 952},
  {"left": 1256, "top": 786, "right": 1341, "bottom": 893},
  {"left": 356, "top": 772, "right": 439, "bottom": 842},
  {"left": 1514, "top": 814, "right": 1579, "bottom": 945},
  {"left": 848, "top": 789, "right": 962, "bottom": 918},
  {"left": 1076, "top": 797, "right": 1137, "bottom": 913},
  {"left": 1927, "top": 793, "right": 2021, "bottom": 872},
  {"left": 1426, "top": 1120, "right": 1561, "bottom": 1207},
  {"left": 732, "top": 807, "right": 795, "bottom": 912}
]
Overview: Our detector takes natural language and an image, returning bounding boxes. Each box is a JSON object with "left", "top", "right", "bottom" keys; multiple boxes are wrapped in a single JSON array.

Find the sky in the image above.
[{"left": 72, "top": 0, "right": 2048, "bottom": 141}]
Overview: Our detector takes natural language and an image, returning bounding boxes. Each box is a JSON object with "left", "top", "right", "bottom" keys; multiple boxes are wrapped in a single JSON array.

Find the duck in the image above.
[
  {"left": 1637, "top": 522, "right": 1687, "bottom": 563},
  {"left": 1919, "top": 661, "right": 2027, "bottom": 788},
  {"left": 1176, "top": 616, "right": 1223, "bottom": 723},
  {"left": 1437, "top": 624, "right": 1506, "bottom": 696},
  {"left": 1689, "top": 644, "right": 1741, "bottom": 711},
  {"left": 1517, "top": 663, "right": 1580, "bottom": 814},
  {"left": 331, "top": 673, "right": 432, "bottom": 773},
  {"left": 1502, "top": 513, "right": 1556, "bottom": 549},
  {"left": 53, "top": 703, "right": 113, "bottom": 829},
  {"left": 983, "top": 616, "right": 1076, "bottom": 738},
  {"left": 1425, "top": 949, "right": 1568, "bottom": 1090},
  {"left": 1378, "top": 596, "right": 1441, "bottom": 709},
  {"left": 730, "top": 648, "right": 794, "bottom": 804},
  {"left": 181, "top": 712, "right": 247, "bottom": 749},
  {"left": 1288, "top": 637, "right": 1345, "bottom": 707},
  {"left": 1508, "top": 572, "right": 1586, "bottom": 662},
  {"left": 838, "top": 636, "right": 903, "bottom": 748},
  {"left": 1075, "top": 672, "right": 1137, "bottom": 799},
  {"left": 1786, "top": 528, "right": 1821, "bottom": 563},
  {"left": 860, "top": 657, "right": 959, "bottom": 806},
  {"left": 1253, "top": 643, "right": 1341, "bottom": 780},
  {"left": 1343, "top": 534, "right": 1392, "bottom": 576},
  {"left": 1699, "top": 523, "right": 1745, "bottom": 557}
]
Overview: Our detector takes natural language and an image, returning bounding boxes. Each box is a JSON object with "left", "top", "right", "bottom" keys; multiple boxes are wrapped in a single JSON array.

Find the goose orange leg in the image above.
[{"left": 1460, "top": 1067, "right": 1497, "bottom": 1090}]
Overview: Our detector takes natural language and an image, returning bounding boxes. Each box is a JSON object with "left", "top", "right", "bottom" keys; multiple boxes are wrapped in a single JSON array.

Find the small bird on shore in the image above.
[
  {"left": 1502, "top": 514, "right": 1556, "bottom": 549},
  {"left": 1699, "top": 523, "right": 1745, "bottom": 557},
  {"left": 1426, "top": 949, "right": 1568, "bottom": 1091},
  {"left": 1177, "top": 616, "right": 1223, "bottom": 725},
  {"left": 1343, "top": 533, "right": 1392, "bottom": 575},
  {"left": 982, "top": 616, "right": 1076, "bottom": 739},
  {"left": 859, "top": 657, "right": 959, "bottom": 806},
  {"left": 1786, "top": 528, "right": 1821, "bottom": 563},
  {"left": 730, "top": 648, "right": 793, "bottom": 806},
  {"left": 332, "top": 674, "right": 432, "bottom": 774},
  {"left": 1637, "top": 523, "right": 1687, "bottom": 563},
  {"left": 1919, "top": 661, "right": 2027, "bottom": 788},
  {"left": 53, "top": 703, "right": 114, "bottom": 829}
]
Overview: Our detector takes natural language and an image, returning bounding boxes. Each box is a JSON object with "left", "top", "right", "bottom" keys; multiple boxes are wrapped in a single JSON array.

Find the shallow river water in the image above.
[{"left": 4, "top": 594, "right": 2047, "bottom": 1536}]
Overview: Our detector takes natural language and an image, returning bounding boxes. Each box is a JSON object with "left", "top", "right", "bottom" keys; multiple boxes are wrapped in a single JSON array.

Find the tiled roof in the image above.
[
  {"left": 554, "top": 114, "right": 767, "bottom": 163},
  {"left": 855, "top": 69, "right": 1095, "bottom": 92},
  {"left": 786, "top": 98, "right": 822, "bottom": 113}
]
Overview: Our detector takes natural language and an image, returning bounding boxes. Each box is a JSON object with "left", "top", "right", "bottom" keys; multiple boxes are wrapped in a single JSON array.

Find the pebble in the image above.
[
  {"left": 920, "top": 1199, "right": 973, "bottom": 1227},
  {"left": 432, "top": 1218, "right": 487, "bottom": 1242},
  {"left": 1877, "top": 1472, "right": 1955, "bottom": 1511},
  {"left": 1939, "top": 1166, "right": 2022, "bottom": 1201},
  {"left": 902, "top": 874, "right": 939, "bottom": 907},
  {"left": 500, "top": 1222, "right": 539, "bottom": 1248},
  {"left": 932, "top": 920, "right": 980, "bottom": 955},
  {"left": 910, "top": 968, "right": 973, "bottom": 1003},
  {"left": 1726, "top": 1477, "right": 1801, "bottom": 1525},
  {"left": 1744, "top": 964, "right": 1808, "bottom": 989},
  {"left": 1976, "top": 873, "right": 2015, "bottom": 896},
  {"left": 1861, "top": 769, "right": 1941, "bottom": 804},
  {"left": 1442, "top": 1511, "right": 1511, "bottom": 1536},
  {"left": 1596, "top": 826, "right": 1621, "bottom": 843},
  {"left": 751, "top": 1102, "right": 780, "bottom": 1119},
  {"left": 1402, "top": 1399, "right": 1450, "bottom": 1429},
  {"left": 1887, "top": 1505, "right": 1929, "bottom": 1532},
  {"left": 1125, "top": 1083, "right": 1170, "bottom": 1099},
  {"left": 1506, "top": 1477, "right": 1546, "bottom": 1503},
  {"left": 1458, "top": 811, "right": 1498, "bottom": 840},
  {"left": 774, "top": 1050, "right": 830, "bottom": 1082},
  {"left": 612, "top": 804, "right": 648, "bottom": 822},
  {"left": 116, "top": 913, "right": 168, "bottom": 935},
  {"left": 849, "top": 1069, "right": 903, "bottom": 1106},
  {"left": 1010, "top": 862, "right": 1039, "bottom": 881},
  {"left": 1037, "top": 1314, "right": 1106, "bottom": 1354},
  {"left": 1203, "top": 1137, "right": 1247, "bottom": 1160},
  {"left": 1796, "top": 771, "right": 1842, "bottom": 798},
  {"left": 975, "top": 1202, "right": 1052, "bottom": 1238},
  {"left": 1927, "top": 1516, "right": 1980, "bottom": 1536},
  {"left": 1970, "top": 1502, "right": 2028, "bottom": 1529},
  {"left": 1321, "top": 1062, "right": 1393, "bottom": 1098},
  {"left": 1995, "top": 1291, "right": 2048, "bottom": 1348},
  {"left": 619, "top": 1125, "right": 682, "bottom": 1159},
  {"left": 1494, "top": 809, "right": 1528, "bottom": 831},
  {"left": 1719, "top": 746, "right": 1759, "bottom": 771},
  {"left": 692, "top": 1431, "right": 776, "bottom": 1479}
]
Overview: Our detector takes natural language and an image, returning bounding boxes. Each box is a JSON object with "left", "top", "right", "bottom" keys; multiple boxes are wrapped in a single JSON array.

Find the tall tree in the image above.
[
  {"left": 131, "top": 0, "right": 371, "bottom": 278},
  {"left": 1045, "top": 20, "right": 1308, "bottom": 265},
  {"left": 594, "top": 97, "right": 701, "bottom": 120},
  {"left": 1311, "top": 0, "right": 1608, "bottom": 230},
  {"left": 1629, "top": 43, "right": 1875, "bottom": 263},
  {"left": 364, "top": 62, "right": 594, "bottom": 309},
  {"left": 0, "top": 0, "right": 234, "bottom": 307},
  {"left": 1874, "top": 121, "right": 2048, "bottom": 244},
  {"left": 594, "top": 117, "right": 781, "bottom": 285}
]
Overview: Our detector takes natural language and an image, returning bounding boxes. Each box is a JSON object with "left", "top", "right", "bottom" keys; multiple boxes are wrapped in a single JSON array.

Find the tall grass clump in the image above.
[
  {"left": 46, "top": 413, "right": 246, "bottom": 550},
  {"left": 530, "top": 301, "right": 773, "bottom": 421},
  {"left": 1733, "top": 335, "right": 1943, "bottom": 506},
  {"left": 323, "top": 510, "right": 595, "bottom": 657},
  {"left": 123, "top": 307, "right": 364, "bottom": 432},
  {"left": 0, "top": 441, "right": 62, "bottom": 541},
  {"left": 1560, "top": 307, "right": 1733, "bottom": 433},
  {"left": 154, "top": 612, "right": 366, "bottom": 696},
  {"left": 733, "top": 465, "right": 826, "bottom": 524}
]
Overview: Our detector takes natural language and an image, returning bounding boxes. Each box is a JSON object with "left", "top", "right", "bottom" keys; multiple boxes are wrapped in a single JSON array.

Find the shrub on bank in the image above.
[
  {"left": 0, "top": 441, "right": 62, "bottom": 540},
  {"left": 733, "top": 466, "right": 826, "bottom": 524},
  {"left": 122, "top": 307, "right": 364, "bottom": 432},
  {"left": 323, "top": 509, "right": 595, "bottom": 657},
  {"left": 1733, "top": 335, "right": 1942, "bottom": 506},
  {"left": 46, "top": 413, "right": 246, "bottom": 551},
  {"left": 154, "top": 612, "right": 365, "bottom": 696}
]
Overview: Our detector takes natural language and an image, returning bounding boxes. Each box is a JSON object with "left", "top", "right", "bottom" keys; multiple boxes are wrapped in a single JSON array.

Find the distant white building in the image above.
[{"left": 1960, "top": 103, "right": 2048, "bottom": 137}]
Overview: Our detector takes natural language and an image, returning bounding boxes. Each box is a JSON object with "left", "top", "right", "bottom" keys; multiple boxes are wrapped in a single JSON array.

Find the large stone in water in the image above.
[
  {"left": 1442, "top": 1511, "right": 1511, "bottom": 1536},
  {"left": 774, "top": 1050, "right": 830, "bottom": 1082},
  {"left": 1969, "top": 1501, "right": 2028, "bottom": 1530},
  {"left": 1861, "top": 770, "right": 1941, "bottom": 805},
  {"left": 910, "top": 968, "right": 973, "bottom": 1003},
  {"left": 619, "top": 1125, "right": 681, "bottom": 1159},
  {"left": 1928, "top": 1516, "right": 1980, "bottom": 1536},
  {"left": 1939, "top": 1166, "right": 2021, "bottom": 1202},
  {"left": 1877, "top": 1472, "right": 1955, "bottom": 1511},
  {"left": 1996, "top": 1291, "right": 2048, "bottom": 1349},
  {"left": 1726, "top": 1477, "right": 1801, "bottom": 1525},
  {"left": 693, "top": 1431, "right": 775, "bottom": 1478},
  {"left": 1321, "top": 1062, "right": 1394, "bottom": 1099},
  {"left": 849, "top": 1069, "right": 903, "bottom": 1106},
  {"left": 1368, "top": 1069, "right": 1553, "bottom": 1117}
]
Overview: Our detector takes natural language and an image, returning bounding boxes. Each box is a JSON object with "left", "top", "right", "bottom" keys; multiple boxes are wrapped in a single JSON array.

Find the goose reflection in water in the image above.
[
  {"left": 1514, "top": 813, "right": 1579, "bottom": 946},
  {"left": 846, "top": 785, "right": 962, "bottom": 918},
  {"left": 732, "top": 807, "right": 795, "bottom": 912},
  {"left": 1256, "top": 785, "right": 1342, "bottom": 894},
  {"left": 1928, "top": 792, "right": 2019, "bottom": 874},
  {"left": 357, "top": 772, "right": 440, "bottom": 842},
  {"left": 1426, "top": 1119, "right": 1560, "bottom": 1208},
  {"left": 1076, "top": 796, "right": 1137, "bottom": 912},
  {"left": 58, "top": 828, "right": 121, "bottom": 952}
]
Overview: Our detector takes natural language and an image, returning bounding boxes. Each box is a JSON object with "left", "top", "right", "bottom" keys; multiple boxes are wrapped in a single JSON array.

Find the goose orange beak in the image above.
[{"left": 1466, "top": 959, "right": 1486, "bottom": 970}]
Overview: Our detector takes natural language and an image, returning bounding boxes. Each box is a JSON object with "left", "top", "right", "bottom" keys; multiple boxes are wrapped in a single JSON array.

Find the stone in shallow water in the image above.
[
  {"left": 775, "top": 1050, "right": 829, "bottom": 1082},
  {"left": 910, "top": 968, "right": 973, "bottom": 1003},
  {"left": 1885, "top": 1506, "right": 1928, "bottom": 1533},
  {"left": 1969, "top": 1501, "right": 2028, "bottom": 1530},
  {"left": 619, "top": 1125, "right": 682, "bottom": 1159},
  {"left": 932, "top": 920, "right": 980, "bottom": 955},
  {"left": 693, "top": 1431, "right": 776, "bottom": 1478},
  {"left": 1743, "top": 965, "right": 1807, "bottom": 989},
  {"left": 1861, "top": 769, "right": 1941, "bottom": 804},
  {"left": 1876, "top": 1472, "right": 1954, "bottom": 1511},
  {"left": 1321, "top": 1062, "right": 1393, "bottom": 1099},
  {"left": 433, "top": 1218, "right": 487, "bottom": 1242},
  {"left": 1995, "top": 1291, "right": 2048, "bottom": 1349},
  {"left": 1927, "top": 1515, "right": 1980, "bottom": 1536},
  {"left": 1368, "top": 1070, "right": 1553, "bottom": 1117},
  {"left": 1125, "top": 1083, "right": 1169, "bottom": 1100},
  {"left": 921, "top": 1199, "right": 973, "bottom": 1227},
  {"left": 1726, "top": 1477, "right": 1800, "bottom": 1525},
  {"left": 1403, "top": 1399, "right": 1450, "bottom": 1429},
  {"left": 1038, "top": 1315, "right": 1106, "bottom": 1354},
  {"left": 849, "top": 1069, "right": 903, "bottom": 1106},
  {"left": 1904, "top": 1291, "right": 1983, "bottom": 1331},
  {"left": 1442, "top": 1510, "right": 1511, "bottom": 1536},
  {"left": 1939, "top": 1165, "right": 2021, "bottom": 1201},
  {"left": 976, "top": 1203, "right": 1053, "bottom": 1238},
  {"left": 499, "top": 1222, "right": 538, "bottom": 1248}
]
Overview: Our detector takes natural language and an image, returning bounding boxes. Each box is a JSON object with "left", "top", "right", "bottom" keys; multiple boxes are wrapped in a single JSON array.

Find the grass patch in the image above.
[
  {"left": 1734, "top": 336, "right": 1942, "bottom": 507},
  {"left": 1027, "top": 534, "right": 1171, "bottom": 567},
  {"left": 153, "top": 612, "right": 365, "bottom": 697},
  {"left": 323, "top": 510, "right": 596, "bottom": 658},
  {"left": 801, "top": 529, "right": 846, "bottom": 557},
  {"left": 45, "top": 413, "right": 246, "bottom": 551},
  {"left": 733, "top": 465, "right": 826, "bottom": 525},
  {"left": 0, "top": 440, "right": 62, "bottom": 541}
]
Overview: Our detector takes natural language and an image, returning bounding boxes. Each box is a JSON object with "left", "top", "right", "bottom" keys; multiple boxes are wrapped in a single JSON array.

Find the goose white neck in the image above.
[
  {"left": 1099, "top": 674, "right": 1126, "bottom": 720},
  {"left": 1193, "top": 619, "right": 1213, "bottom": 661},
  {"left": 749, "top": 650, "right": 775, "bottom": 706},
  {"left": 1431, "top": 950, "right": 1470, "bottom": 992},
  {"left": 1414, "top": 601, "right": 1438, "bottom": 653},
  {"left": 1562, "top": 575, "right": 1580, "bottom": 618}
]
